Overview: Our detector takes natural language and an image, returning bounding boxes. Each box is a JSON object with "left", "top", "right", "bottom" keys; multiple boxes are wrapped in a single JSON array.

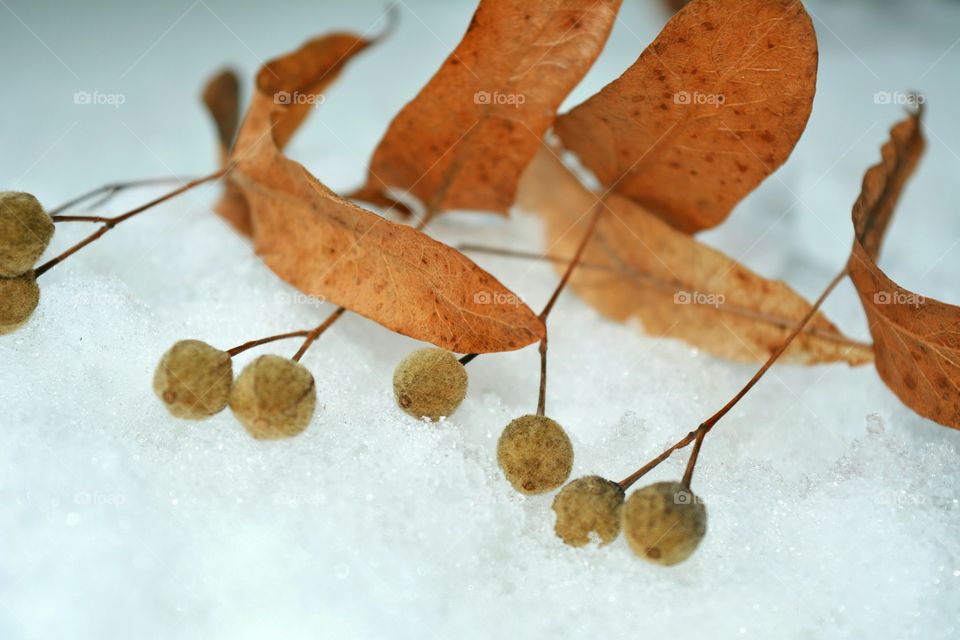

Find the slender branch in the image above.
[
  {"left": 49, "top": 176, "right": 197, "bottom": 216},
  {"left": 538, "top": 207, "right": 603, "bottom": 323},
  {"left": 35, "top": 168, "right": 228, "bottom": 278},
  {"left": 699, "top": 267, "right": 849, "bottom": 431},
  {"left": 458, "top": 207, "right": 605, "bottom": 372},
  {"left": 50, "top": 215, "right": 114, "bottom": 224},
  {"left": 458, "top": 243, "right": 869, "bottom": 350},
  {"left": 682, "top": 427, "right": 707, "bottom": 488},
  {"left": 227, "top": 330, "right": 309, "bottom": 357},
  {"left": 531, "top": 205, "right": 604, "bottom": 415},
  {"left": 292, "top": 307, "right": 347, "bottom": 362},
  {"left": 617, "top": 266, "right": 851, "bottom": 490},
  {"left": 616, "top": 427, "right": 704, "bottom": 491},
  {"left": 536, "top": 334, "right": 548, "bottom": 416}
]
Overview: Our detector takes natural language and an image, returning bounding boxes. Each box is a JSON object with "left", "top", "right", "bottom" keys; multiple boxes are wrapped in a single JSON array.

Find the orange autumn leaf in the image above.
[
  {"left": 352, "top": 0, "right": 622, "bottom": 218},
  {"left": 518, "top": 148, "right": 871, "bottom": 365},
  {"left": 207, "top": 32, "right": 380, "bottom": 236},
  {"left": 847, "top": 108, "right": 960, "bottom": 429},
  {"left": 555, "top": 0, "right": 818, "bottom": 233},
  {"left": 202, "top": 69, "right": 248, "bottom": 236},
  {"left": 224, "top": 39, "right": 544, "bottom": 354},
  {"left": 202, "top": 68, "right": 241, "bottom": 153}
]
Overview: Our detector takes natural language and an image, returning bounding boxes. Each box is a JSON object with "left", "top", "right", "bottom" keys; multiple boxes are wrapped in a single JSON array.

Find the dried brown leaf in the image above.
[
  {"left": 202, "top": 68, "right": 241, "bottom": 152},
  {"left": 663, "top": 0, "right": 692, "bottom": 14},
  {"left": 555, "top": 0, "right": 818, "bottom": 233},
  {"left": 202, "top": 69, "right": 248, "bottom": 235},
  {"left": 353, "top": 0, "right": 622, "bottom": 218},
  {"left": 851, "top": 107, "right": 926, "bottom": 263},
  {"left": 209, "top": 33, "right": 377, "bottom": 236},
  {"left": 225, "top": 44, "right": 545, "bottom": 354},
  {"left": 518, "top": 148, "right": 871, "bottom": 365},
  {"left": 847, "top": 109, "right": 960, "bottom": 429}
]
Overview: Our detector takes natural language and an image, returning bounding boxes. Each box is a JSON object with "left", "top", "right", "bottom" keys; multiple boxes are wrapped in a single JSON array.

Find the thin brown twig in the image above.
[
  {"left": 292, "top": 307, "right": 347, "bottom": 362},
  {"left": 227, "top": 330, "right": 310, "bottom": 357},
  {"left": 35, "top": 168, "right": 229, "bottom": 278},
  {"left": 458, "top": 243, "right": 869, "bottom": 350},
  {"left": 537, "top": 207, "right": 603, "bottom": 323},
  {"left": 616, "top": 427, "right": 703, "bottom": 491},
  {"left": 533, "top": 204, "right": 604, "bottom": 415},
  {"left": 682, "top": 426, "right": 707, "bottom": 488},
  {"left": 536, "top": 334, "right": 548, "bottom": 416},
  {"left": 458, "top": 207, "right": 605, "bottom": 375},
  {"left": 617, "top": 266, "right": 850, "bottom": 490},
  {"left": 50, "top": 215, "right": 115, "bottom": 223},
  {"left": 49, "top": 176, "right": 197, "bottom": 216}
]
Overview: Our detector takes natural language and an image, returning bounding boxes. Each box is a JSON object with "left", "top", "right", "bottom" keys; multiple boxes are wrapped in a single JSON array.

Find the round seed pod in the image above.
[
  {"left": 230, "top": 355, "right": 316, "bottom": 440},
  {"left": 153, "top": 339, "right": 233, "bottom": 420},
  {"left": 496, "top": 414, "right": 573, "bottom": 495},
  {"left": 552, "top": 475, "right": 625, "bottom": 546},
  {"left": 0, "top": 271, "right": 40, "bottom": 335},
  {"left": 392, "top": 348, "right": 468, "bottom": 420},
  {"left": 0, "top": 192, "right": 54, "bottom": 278},
  {"left": 622, "top": 481, "right": 707, "bottom": 565}
]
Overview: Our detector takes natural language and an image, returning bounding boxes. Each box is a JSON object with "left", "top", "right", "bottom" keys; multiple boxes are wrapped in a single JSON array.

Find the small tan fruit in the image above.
[
  {"left": 230, "top": 355, "right": 316, "bottom": 439},
  {"left": 0, "top": 271, "right": 40, "bottom": 335},
  {"left": 496, "top": 414, "right": 573, "bottom": 495},
  {"left": 153, "top": 340, "right": 233, "bottom": 420},
  {"left": 622, "top": 481, "right": 707, "bottom": 565},
  {"left": 552, "top": 475, "right": 625, "bottom": 546},
  {"left": 0, "top": 192, "right": 54, "bottom": 278},
  {"left": 393, "top": 348, "right": 468, "bottom": 420}
]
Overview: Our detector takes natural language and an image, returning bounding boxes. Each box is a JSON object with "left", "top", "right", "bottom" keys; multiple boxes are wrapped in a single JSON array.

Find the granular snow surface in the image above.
[{"left": 1, "top": 1, "right": 959, "bottom": 638}]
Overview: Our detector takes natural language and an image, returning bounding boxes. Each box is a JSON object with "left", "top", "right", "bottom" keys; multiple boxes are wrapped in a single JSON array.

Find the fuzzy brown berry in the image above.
[
  {"left": 552, "top": 475, "right": 625, "bottom": 546},
  {"left": 496, "top": 414, "right": 573, "bottom": 495},
  {"left": 153, "top": 340, "right": 233, "bottom": 420},
  {"left": 622, "top": 481, "right": 707, "bottom": 565},
  {"left": 0, "top": 192, "right": 54, "bottom": 278},
  {"left": 230, "top": 355, "right": 316, "bottom": 439},
  {"left": 392, "top": 348, "right": 468, "bottom": 420},
  {"left": 0, "top": 271, "right": 40, "bottom": 335}
]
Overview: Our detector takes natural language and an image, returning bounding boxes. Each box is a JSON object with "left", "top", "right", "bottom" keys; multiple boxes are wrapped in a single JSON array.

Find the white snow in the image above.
[{"left": 2, "top": 1, "right": 959, "bottom": 638}]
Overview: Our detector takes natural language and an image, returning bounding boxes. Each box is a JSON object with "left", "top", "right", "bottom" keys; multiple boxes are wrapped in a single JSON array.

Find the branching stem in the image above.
[
  {"left": 35, "top": 168, "right": 229, "bottom": 278},
  {"left": 49, "top": 176, "right": 197, "bottom": 216},
  {"left": 227, "top": 330, "right": 310, "bottom": 357},
  {"left": 292, "top": 307, "right": 347, "bottom": 362},
  {"left": 617, "top": 266, "right": 851, "bottom": 490}
]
